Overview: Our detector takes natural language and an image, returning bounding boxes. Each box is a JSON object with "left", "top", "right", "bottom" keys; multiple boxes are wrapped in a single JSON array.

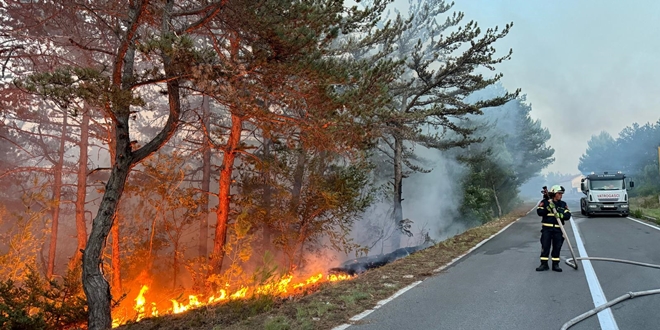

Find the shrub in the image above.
[{"left": 0, "top": 267, "right": 87, "bottom": 329}]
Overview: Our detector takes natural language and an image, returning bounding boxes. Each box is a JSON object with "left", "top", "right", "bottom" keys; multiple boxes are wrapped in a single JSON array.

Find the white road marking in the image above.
[
  {"left": 570, "top": 217, "right": 619, "bottom": 330},
  {"left": 331, "top": 281, "right": 422, "bottom": 330},
  {"left": 333, "top": 204, "right": 540, "bottom": 330},
  {"left": 626, "top": 217, "right": 660, "bottom": 231}
]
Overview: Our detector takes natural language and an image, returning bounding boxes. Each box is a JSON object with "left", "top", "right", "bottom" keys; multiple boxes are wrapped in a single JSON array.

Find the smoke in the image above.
[
  {"left": 400, "top": 146, "right": 468, "bottom": 243},
  {"left": 346, "top": 144, "right": 469, "bottom": 260},
  {"left": 449, "top": 0, "right": 660, "bottom": 174}
]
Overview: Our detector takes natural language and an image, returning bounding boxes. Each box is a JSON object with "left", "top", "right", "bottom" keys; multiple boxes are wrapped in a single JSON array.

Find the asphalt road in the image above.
[{"left": 345, "top": 197, "right": 660, "bottom": 330}]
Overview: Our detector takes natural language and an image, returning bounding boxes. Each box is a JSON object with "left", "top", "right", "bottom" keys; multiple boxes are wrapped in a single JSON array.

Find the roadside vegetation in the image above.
[
  {"left": 0, "top": 1, "right": 555, "bottom": 329},
  {"left": 118, "top": 204, "right": 535, "bottom": 330},
  {"left": 630, "top": 196, "right": 660, "bottom": 224}
]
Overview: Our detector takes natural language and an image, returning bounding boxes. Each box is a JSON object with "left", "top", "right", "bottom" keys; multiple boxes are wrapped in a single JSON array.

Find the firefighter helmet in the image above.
[{"left": 549, "top": 185, "right": 565, "bottom": 194}]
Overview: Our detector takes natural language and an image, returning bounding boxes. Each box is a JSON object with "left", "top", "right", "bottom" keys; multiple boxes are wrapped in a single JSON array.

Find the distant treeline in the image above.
[{"left": 579, "top": 120, "right": 660, "bottom": 196}]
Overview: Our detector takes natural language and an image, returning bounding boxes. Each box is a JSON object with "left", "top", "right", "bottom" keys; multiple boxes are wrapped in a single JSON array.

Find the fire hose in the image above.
[
  {"left": 548, "top": 201, "right": 578, "bottom": 270},
  {"left": 560, "top": 256, "right": 660, "bottom": 330},
  {"left": 544, "top": 201, "right": 660, "bottom": 329}
]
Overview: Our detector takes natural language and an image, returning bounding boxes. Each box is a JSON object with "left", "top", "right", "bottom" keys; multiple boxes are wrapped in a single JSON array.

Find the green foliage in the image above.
[
  {"left": 211, "top": 208, "right": 256, "bottom": 287},
  {"left": 361, "top": 0, "right": 519, "bottom": 234},
  {"left": 500, "top": 95, "right": 554, "bottom": 185},
  {"left": 578, "top": 131, "right": 617, "bottom": 174},
  {"left": 338, "top": 291, "right": 370, "bottom": 306},
  {"left": 119, "top": 151, "right": 203, "bottom": 288},
  {"left": 630, "top": 209, "right": 644, "bottom": 218},
  {"left": 251, "top": 251, "right": 281, "bottom": 287},
  {"left": 238, "top": 147, "right": 375, "bottom": 271},
  {"left": 639, "top": 195, "right": 659, "bottom": 209},
  {"left": 579, "top": 120, "right": 660, "bottom": 197},
  {"left": 0, "top": 184, "right": 51, "bottom": 281},
  {"left": 15, "top": 67, "right": 145, "bottom": 112},
  {"left": 263, "top": 315, "right": 291, "bottom": 330},
  {"left": 295, "top": 300, "right": 336, "bottom": 320},
  {"left": 376, "top": 0, "right": 519, "bottom": 162},
  {"left": 0, "top": 268, "right": 87, "bottom": 330},
  {"left": 457, "top": 90, "right": 553, "bottom": 223},
  {"left": 459, "top": 147, "right": 518, "bottom": 222},
  {"left": 630, "top": 164, "right": 660, "bottom": 197}
]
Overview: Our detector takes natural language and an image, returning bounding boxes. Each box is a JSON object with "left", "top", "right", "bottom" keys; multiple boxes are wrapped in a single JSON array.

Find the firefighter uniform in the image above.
[{"left": 536, "top": 197, "right": 571, "bottom": 272}]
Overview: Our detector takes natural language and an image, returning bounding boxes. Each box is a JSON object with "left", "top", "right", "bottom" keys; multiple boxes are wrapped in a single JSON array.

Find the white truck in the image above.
[{"left": 580, "top": 171, "right": 634, "bottom": 217}]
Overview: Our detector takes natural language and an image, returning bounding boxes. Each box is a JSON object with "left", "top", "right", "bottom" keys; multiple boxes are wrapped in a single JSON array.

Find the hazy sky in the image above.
[{"left": 445, "top": 0, "right": 660, "bottom": 174}]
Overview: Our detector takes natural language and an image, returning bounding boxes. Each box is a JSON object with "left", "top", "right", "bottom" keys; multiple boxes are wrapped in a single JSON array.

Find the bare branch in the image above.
[{"left": 68, "top": 38, "right": 114, "bottom": 56}]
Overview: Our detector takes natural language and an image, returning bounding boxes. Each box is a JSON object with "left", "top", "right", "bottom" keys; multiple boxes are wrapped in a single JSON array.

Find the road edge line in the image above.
[
  {"left": 331, "top": 280, "right": 422, "bottom": 330},
  {"left": 570, "top": 217, "right": 619, "bottom": 330},
  {"left": 332, "top": 204, "right": 536, "bottom": 330},
  {"left": 626, "top": 217, "right": 660, "bottom": 231}
]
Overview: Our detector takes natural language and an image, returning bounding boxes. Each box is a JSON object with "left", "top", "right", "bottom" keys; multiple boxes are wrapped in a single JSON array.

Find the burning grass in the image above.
[
  {"left": 117, "top": 204, "right": 534, "bottom": 330},
  {"left": 111, "top": 272, "right": 352, "bottom": 328}
]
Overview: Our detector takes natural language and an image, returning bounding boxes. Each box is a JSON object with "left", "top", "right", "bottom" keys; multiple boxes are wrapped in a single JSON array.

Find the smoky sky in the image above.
[{"left": 393, "top": 0, "right": 660, "bottom": 174}]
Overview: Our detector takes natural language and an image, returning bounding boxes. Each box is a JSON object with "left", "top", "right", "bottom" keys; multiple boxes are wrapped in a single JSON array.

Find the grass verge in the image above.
[
  {"left": 119, "top": 204, "right": 535, "bottom": 330},
  {"left": 630, "top": 196, "right": 660, "bottom": 224}
]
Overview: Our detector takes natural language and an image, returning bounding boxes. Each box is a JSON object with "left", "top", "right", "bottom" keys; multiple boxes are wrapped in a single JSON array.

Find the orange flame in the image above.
[
  {"left": 112, "top": 271, "right": 354, "bottom": 327},
  {"left": 134, "top": 285, "right": 149, "bottom": 322},
  {"left": 327, "top": 274, "right": 352, "bottom": 282}
]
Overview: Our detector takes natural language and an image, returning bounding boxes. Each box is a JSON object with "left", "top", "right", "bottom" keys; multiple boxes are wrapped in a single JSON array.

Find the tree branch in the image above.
[{"left": 68, "top": 38, "right": 114, "bottom": 56}]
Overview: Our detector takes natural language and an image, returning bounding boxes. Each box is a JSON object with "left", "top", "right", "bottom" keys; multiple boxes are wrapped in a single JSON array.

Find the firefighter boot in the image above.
[
  {"left": 536, "top": 261, "right": 549, "bottom": 271},
  {"left": 552, "top": 261, "right": 562, "bottom": 272}
]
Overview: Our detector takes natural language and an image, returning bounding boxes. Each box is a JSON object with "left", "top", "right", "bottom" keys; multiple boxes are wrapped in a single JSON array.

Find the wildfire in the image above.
[
  {"left": 134, "top": 285, "right": 149, "bottom": 322},
  {"left": 111, "top": 272, "right": 353, "bottom": 327}
]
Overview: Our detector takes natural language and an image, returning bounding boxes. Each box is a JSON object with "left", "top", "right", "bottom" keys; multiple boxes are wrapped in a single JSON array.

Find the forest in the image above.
[
  {"left": 579, "top": 122, "right": 660, "bottom": 196},
  {"left": 0, "top": 0, "right": 554, "bottom": 329}
]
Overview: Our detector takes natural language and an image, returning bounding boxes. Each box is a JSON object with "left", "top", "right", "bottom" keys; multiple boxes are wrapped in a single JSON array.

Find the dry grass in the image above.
[
  {"left": 630, "top": 196, "right": 660, "bottom": 223},
  {"left": 118, "top": 204, "right": 534, "bottom": 330}
]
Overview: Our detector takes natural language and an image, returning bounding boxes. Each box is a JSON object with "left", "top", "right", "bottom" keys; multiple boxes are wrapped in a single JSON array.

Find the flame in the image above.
[
  {"left": 229, "top": 287, "right": 248, "bottom": 299},
  {"left": 207, "top": 289, "right": 227, "bottom": 303},
  {"left": 112, "top": 271, "right": 354, "bottom": 327},
  {"left": 293, "top": 273, "right": 323, "bottom": 288},
  {"left": 134, "top": 285, "right": 149, "bottom": 322},
  {"left": 327, "top": 274, "right": 352, "bottom": 282}
]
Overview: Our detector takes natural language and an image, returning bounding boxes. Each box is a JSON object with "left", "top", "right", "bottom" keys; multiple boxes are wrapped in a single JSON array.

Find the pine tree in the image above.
[{"left": 372, "top": 0, "right": 518, "bottom": 245}]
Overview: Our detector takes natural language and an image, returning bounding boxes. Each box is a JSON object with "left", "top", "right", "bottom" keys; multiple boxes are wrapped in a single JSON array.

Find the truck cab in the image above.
[{"left": 580, "top": 172, "right": 634, "bottom": 217}]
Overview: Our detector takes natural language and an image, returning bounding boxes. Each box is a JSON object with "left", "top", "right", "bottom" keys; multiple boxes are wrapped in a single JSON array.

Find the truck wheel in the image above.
[{"left": 581, "top": 208, "right": 586, "bottom": 216}]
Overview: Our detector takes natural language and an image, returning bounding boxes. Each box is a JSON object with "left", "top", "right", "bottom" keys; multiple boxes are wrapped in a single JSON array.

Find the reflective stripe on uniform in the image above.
[
  {"left": 540, "top": 257, "right": 549, "bottom": 261},
  {"left": 552, "top": 258, "right": 560, "bottom": 261},
  {"left": 542, "top": 223, "right": 561, "bottom": 228}
]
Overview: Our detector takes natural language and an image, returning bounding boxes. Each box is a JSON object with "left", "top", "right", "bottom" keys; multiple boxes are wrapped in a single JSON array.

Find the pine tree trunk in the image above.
[
  {"left": 82, "top": 119, "right": 132, "bottom": 330},
  {"left": 70, "top": 111, "right": 89, "bottom": 270},
  {"left": 199, "top": 95, "right": 211, "bottom": 257},
  {"left": 107, "top": 122, "right": 122, "bottom": 296},
  {"left": 173, "top": 240, "right": 178, "bottom": 289},
  {"left": 291, "top": 148, "right": 306, "bottom": 211},
  {"left": 47, "top": 110, "right": 67, "bottom": 279},
  {"left": 291, "top": 150, "right": 306, "bottom": 270},
  {"left": 210, "top": 113, "right": 242, "bottom": 275},
  {"left": 111, "top": 218, "right": 122, "bottom": 293},
  {"left": 260, "top": 139, "right": 272, "bottom": 253},
  {"left": 392, "top": 134, "right": 404, "bottom": 249},
  {"left": 492, "top": 185, "right": 502, "bottom": 218},
  {"left": 82, "top": 1, "right": 183, "bottom": 327}
]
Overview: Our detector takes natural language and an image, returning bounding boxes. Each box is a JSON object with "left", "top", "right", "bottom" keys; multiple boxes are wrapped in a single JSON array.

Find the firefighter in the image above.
[{"left": 536, "top": 185, "right": 571, "bottom": 272}]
